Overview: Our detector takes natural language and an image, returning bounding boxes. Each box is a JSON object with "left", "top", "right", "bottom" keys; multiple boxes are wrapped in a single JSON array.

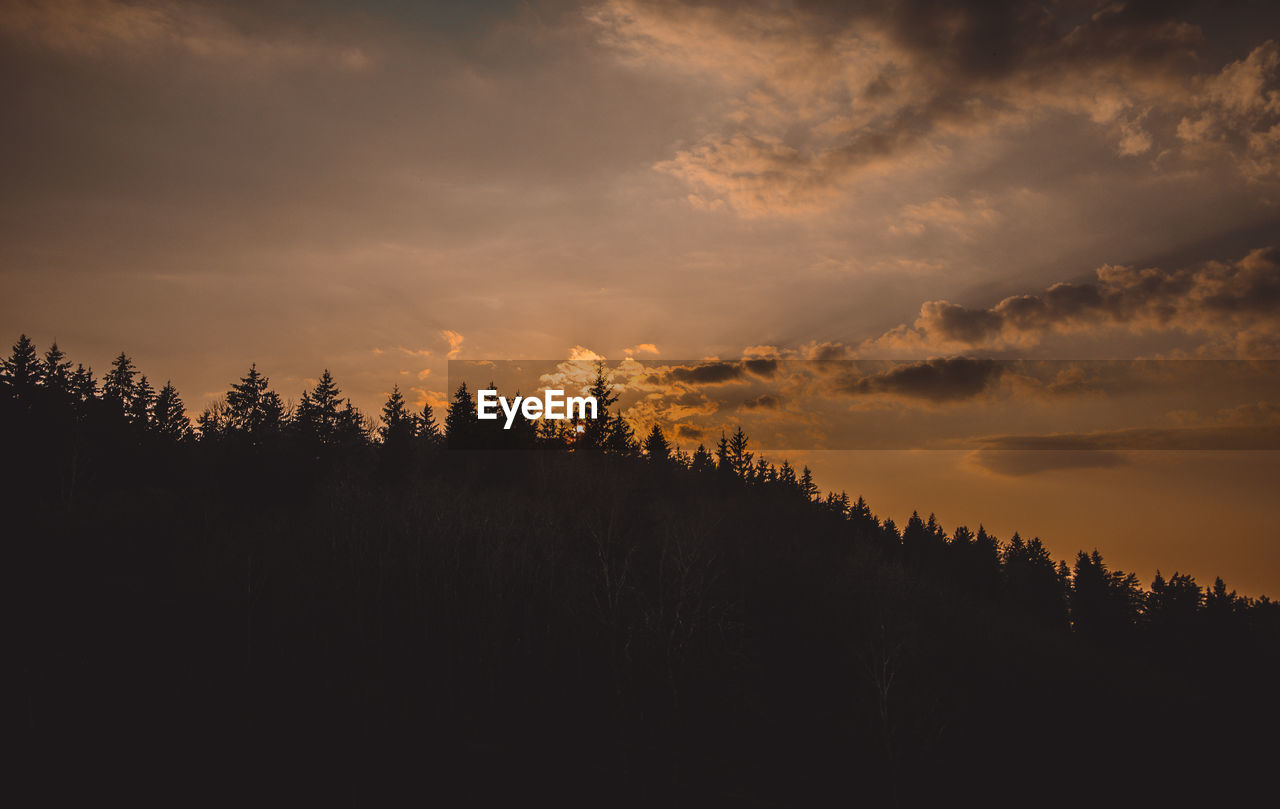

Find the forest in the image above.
[{"left": 5, "top": 333, "right": 1278, "bottom": 806}]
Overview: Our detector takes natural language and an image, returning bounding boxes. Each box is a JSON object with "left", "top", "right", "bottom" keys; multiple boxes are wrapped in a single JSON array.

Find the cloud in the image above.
[
  {"left": 967, "top": 449, "right": 1131, "bottom": 477},
  {"left": 1177, "top": 41, "right": 1280, "bottom": 180},
  {"left": 0, "top": 0, "right": 372, "bottom": 71},
  {"left": 741, "top": 394, "right": 780, "bottom": 410},
  {"left": 836, "top": 357, "right": 1003, "bottom": 403},
  {"left": 624, "top": 342, "right": 659, "bottom": 355},
  {"left": 441, "top": 329, "right": 465, "bottom": 359},
  {"left": 672, "top": 423, "right": 704, "bottom": 441},
  {"left": 974, "top": 424, "right": 1280, "bottom": 452},
  {"left": 743, "top": 357, "right": 777, "bottom": 377},
  {"left": 889, "top": 195, "right": 1002, "bottom": 239},
  {"left": 660, "top": 361, "right": 745, "bottom": 385},
  {"left": 861, "top": 247, "right": 1280, "bottom": 358},
  {"left": 591, "top": 0, "right": 1280, "bottom": 216}
]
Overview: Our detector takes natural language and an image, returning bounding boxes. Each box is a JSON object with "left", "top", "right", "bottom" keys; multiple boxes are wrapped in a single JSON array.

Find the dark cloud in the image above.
[
  {"left": 741, "top": 394, "right": 780, "bottom": 410},
  {"left": 743, "top": 357, "right": 778, "bottom": 377},
  {"left": 673, "top": 423, "right": 704, "bottom": 440},
  {"left": 977, "top": 424, "right": 1280, "bottom": 451},
  {"left": 657, "top": 362, "right": 745, "bottom": 385},
  {"left": 868, "top": 247, "right": 1280, "bottom": 357},
  {"left": 968, "top": 449, "right": 1131, "bottom": 477},
  {"left": 837, "top": 357, "right": 1003, "bottom": 402}
]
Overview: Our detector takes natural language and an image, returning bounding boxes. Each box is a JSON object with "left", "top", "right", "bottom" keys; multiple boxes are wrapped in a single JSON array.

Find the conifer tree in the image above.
[
  {"left": 152, "top": 382, "right": 191, "bottom": 441},
  {"left": 444, "top": 382, "right": 477, "bottom": 449},
  {"left": 225, "top": 363, "right": 283, "bottom": 438},
  {"left": 1, "top": 334, "right": 40, "bottom": 397},
  {"left": 799, "top": 465, "right": 818, "bottom": 500},
  {"left": 778, "top": 460, "right": 797, "bottom": 489},
  {"left": 643, "top": 423, "right": 671, "bottom": 463},
  {"left": 714, "top": 431, "right": 731, "bottom": 475},
  {"left": 604, "top": 412, "right": 639, "bottom": 457},
  {"left": 102, "top": 351, "right": 137, "bottom": 411},
  {"left": 581, "top": 362, "right": 620, "bottom": 450},
  {"left": 418, "top": 402, "right": 442, "bottom": 446},
  {"left": 690, "top": 443, "right": 715, "bottom": 474},
  {"left": 69, "top": 364, "right": 96, "bottom": 404},
  {"left": 727, "top": 426, "right": 752, "bottom": 479},
  {"left": 41, "top": 342, "right": 73, "bottom": 395},
  {"left": 379, "top": 385, "right": 417, "bottom": 445},
  {"left": 130, "top": 375, "right": 155, "bottom": 427}
]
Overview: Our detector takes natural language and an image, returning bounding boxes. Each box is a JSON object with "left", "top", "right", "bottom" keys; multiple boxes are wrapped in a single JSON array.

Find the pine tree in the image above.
[
  {"left": 604, "top": 412, "right": 639, "bottom": 457},
  {"left": 69, "top": 364, "right": 96, "bottom": 404},
  {"left": 152, "top": 382, "right": 191, "bottom": 441},
  {"left": 778, "top": 460, "right": 797, "bottom": 489},
  {"left": 41, "top": 342, "right": 73, "bottom": 395},
  {"left": 690, "top": 443, "right": 715, "bottom": 474},
  {"left": 225, "top": 363, "right": 283, "bottom": 438},
  {"left": 727, "top": 426, "right": 752, "bottom": 479},
  {"left": 444, "top": 382, "right": 477, "bottom": 449},
  {"left": 580, "top": 362, "right": 620, "bottom": 450},
  {"left": 102, "top": 351, "right": 137, "bottom": 411},
  {"left": 799, "top": 466, "right": 818, "bottom": 501},
  {"left": 379, "top": 385, "right": 417, "bottom": 445},
  {"left": 1, "top": 334, "right": 40, "bottom": 397},
  {"left": 295, "top": 369, "right": 342, "bottom": 443},
  {"left": 643, "top": 423, "right": 672, "bottom": 463},
  {"left": 418, "top": 402, "right": 442, "bottom": 446},
  {"left": 130, "top": 375, "right": 155, "bottom": 427}
]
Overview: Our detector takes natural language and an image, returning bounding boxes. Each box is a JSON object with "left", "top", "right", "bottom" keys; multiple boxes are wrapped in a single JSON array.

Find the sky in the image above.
[{"left": 3, "top": 0, "right": 1280, "bottom": 592}]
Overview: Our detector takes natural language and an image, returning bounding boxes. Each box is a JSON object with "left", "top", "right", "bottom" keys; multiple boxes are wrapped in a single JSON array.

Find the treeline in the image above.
[
  {"left": 2, "top": 333, "right": 1272, "bottom": 643},
  {"left": 6, "top": 333, "right": 1280, "bottom": 804}
]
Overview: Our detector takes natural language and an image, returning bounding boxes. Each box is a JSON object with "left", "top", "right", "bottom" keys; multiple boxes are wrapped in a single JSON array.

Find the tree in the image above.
[
  {"left": 418, "top": 402, "right": 442, "bottom": 447},
  {"left": 799, "top": 466, "right": 818, "bottom": 501},
  {"left": 777, "top": 460, "right": 797, "bottom": 489},
  {"left": 130, "top": 375, "right": 155, "bottom": 427},
  {"left": 41, "top": 342, "right": 73, "bottom": 396},
  {"left": 714, "top": 432, "right": 732, "bottom": 477},
  {"left": 379, "top": 386, "right": 417, "bottom": 445},
  {"left": 643, "top": 423, "right": 672, "bottom": 463},
  {"left": 225, "top": 364, "right": 284, "bottom": 439},
  {"left": 727, "top": 427, "right": 752, "bottom": 479},
  {"left": 1, "top": 334, "right": 40, "bottom": 397},
  {"left": 690, "top": 443, "right": 715, "bottom": 474},
  {"left": 604, "top": 412, "right": 639, "bottom": 457},
  {"left": 1071, "top": 551, "right": 1135, "bottom": 640},
  {"left": 444, "top": 382, "right": 477, "bottom": 449},
  {"left": 102, "top": 351, "right": 137, "bottom": 411},
  {"left": 69, "top": 365, "right": 96, "bottom": 405},
  {"left": 295, "top": 370, "right": 365, "bottom": 446},
  {"left": 1003, "top": 533, "right": 1069, "bottom": 629},
  {"left": 152, "top": 382, "right": 191, "bottom": 441},
  {"left": 580, "top": 363, "right": 620, "bottom": 450}
]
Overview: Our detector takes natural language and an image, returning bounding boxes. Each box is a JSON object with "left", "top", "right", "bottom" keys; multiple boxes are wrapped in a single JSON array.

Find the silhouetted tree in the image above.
[
  {"left": 225, "top": 364, "right": 284, "bottom": 440},
  {"left": 580, "top": 362, "right": 619, "bottom": 450},
  {"left": 295, "top": 370, "right": 366, "bottom": 447},
  {"left": 102, "top": 351, "right": 137, "bottom": 412},
  {"left": 643, "top": 423, "right": 671, "bottom": 463},
  {"left": 799, "top": 466, "right": 819, "bottom": 501},
  {"left": 444, "top": 382, "right": 477, "bottom": 449},
  {"left": 725, "top": 427, "right": 752, "bottom": 480},
  {"left": 418, "top": 401, "right": 442, "bottom": 447},
  {"left": 690, "top": 443, "right": 715, "bottom": 474},
  {"left": 130, "top": 375, "right": 154, "bottom": 428},
  {"left": 151, "top": 381, "right": 191, "bottom": 442},
  {"left": 1, "top": 334, "right": 40, "bottom": 399},
  {"left": 41, "top": 342, "right": 73, "bottom": 396}
]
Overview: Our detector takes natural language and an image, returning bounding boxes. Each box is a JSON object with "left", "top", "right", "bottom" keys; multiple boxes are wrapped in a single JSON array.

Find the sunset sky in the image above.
[{"left": 3, "top": 1, "right": 1279, "bottom": 591}]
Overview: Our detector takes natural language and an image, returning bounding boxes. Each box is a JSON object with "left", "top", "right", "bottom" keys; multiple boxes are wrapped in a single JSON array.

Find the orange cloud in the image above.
[{"left": 440, "top": 330, "right": 465, "bottom": 359}]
